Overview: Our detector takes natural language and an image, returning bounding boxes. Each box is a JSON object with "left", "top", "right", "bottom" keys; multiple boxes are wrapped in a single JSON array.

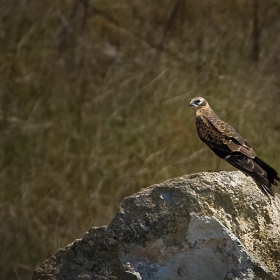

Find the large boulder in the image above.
[{"left": 33, "top": 171, "right": 280, "bottom": 280}]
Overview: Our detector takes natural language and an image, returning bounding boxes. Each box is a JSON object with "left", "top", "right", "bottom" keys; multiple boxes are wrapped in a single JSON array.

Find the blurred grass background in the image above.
[{"left": 1, "top": 0, "right": 280, "bottom": 279}]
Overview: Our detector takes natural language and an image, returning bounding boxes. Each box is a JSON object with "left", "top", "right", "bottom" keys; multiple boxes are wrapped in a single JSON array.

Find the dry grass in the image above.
[{"left": 1, "top": 1, "right": 280, "bottom": 279}]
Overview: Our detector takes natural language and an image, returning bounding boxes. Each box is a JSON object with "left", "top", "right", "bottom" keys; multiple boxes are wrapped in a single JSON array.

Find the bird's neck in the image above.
[{"left": 195, "top": 106, "right": 217, "bottom": 118}]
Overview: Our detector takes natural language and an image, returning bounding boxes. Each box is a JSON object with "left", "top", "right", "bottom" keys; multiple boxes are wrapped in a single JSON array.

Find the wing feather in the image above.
[{"left": 202, "top": 115, "right": 256, "bottom": 158}]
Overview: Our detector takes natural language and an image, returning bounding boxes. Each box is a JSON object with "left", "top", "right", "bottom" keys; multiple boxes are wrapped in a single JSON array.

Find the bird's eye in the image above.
[{"left": 195, "top": 99, "right": 201, "bottom": 104}]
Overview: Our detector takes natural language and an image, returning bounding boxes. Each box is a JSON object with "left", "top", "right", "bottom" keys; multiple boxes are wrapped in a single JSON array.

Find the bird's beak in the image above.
[{"left": 189, "top": 102, "right": 194, "bottom": 107}]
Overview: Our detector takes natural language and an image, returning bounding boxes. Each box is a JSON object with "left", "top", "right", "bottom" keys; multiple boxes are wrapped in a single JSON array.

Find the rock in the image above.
[{"left": 33, "top": 171, "right": 280, "bottom": 280}]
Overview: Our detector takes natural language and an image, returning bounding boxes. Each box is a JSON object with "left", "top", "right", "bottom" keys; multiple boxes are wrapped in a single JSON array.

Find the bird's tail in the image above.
[
  {"left": 258, "top": 183, "right": 275, "bottom": 197},
  {"left": 223, "top": 154, "right": 277, "bottom": 197},
  {"left": 254, "top": 156, "right": 280, "bottom": 186}
]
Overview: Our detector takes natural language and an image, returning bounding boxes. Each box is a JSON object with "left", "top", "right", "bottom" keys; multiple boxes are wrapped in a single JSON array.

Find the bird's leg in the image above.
[
  {"left": 215, "top": 156, "right": 221, "bottom": 171},
  {"left": 208, "top": 156, "right": 221, "bottom": 172}
]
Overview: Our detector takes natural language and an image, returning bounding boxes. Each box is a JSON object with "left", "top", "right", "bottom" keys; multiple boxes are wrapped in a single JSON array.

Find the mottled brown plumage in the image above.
[{"left": 189, "top": 97, "right": 279, "bottom": 197}]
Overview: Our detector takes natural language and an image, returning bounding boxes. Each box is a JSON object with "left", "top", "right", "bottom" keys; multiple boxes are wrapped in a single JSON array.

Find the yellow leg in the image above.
[{"left": 215, "top": 156, "right": 221, "bottom": 171}]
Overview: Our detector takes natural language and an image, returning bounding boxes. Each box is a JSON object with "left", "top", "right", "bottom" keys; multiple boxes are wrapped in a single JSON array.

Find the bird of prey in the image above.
[{"left": 189, "top": 96, "right": 279, "bottom": 197}]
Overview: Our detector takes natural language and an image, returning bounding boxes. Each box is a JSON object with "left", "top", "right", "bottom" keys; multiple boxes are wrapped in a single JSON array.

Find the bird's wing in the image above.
[{"left": 203, "top": 114, "right": 256, "bottom": 158}]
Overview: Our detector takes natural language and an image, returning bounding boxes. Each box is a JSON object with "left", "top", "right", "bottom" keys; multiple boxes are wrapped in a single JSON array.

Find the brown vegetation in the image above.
[{"left": 1, "top": 1, "right": 280, "bottom": 279}]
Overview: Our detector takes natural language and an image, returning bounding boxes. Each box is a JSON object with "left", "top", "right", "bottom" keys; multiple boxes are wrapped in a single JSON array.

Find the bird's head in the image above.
[{"left": 189, "top": 97, "right": 208, "bottom": 110}]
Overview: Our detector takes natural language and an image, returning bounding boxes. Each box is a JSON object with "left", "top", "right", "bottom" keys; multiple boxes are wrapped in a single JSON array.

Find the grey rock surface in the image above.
[{"left": 33, "top": 171, "right": 280, "bottom": 280}]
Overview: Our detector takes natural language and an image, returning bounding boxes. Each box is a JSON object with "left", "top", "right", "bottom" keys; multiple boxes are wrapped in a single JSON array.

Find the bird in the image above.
[{"left": 189, "top": 96, "right": 279, "bottom": 197}]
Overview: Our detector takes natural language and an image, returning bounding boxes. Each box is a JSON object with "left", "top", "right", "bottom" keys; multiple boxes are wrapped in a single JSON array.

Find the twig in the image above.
[
  {"left": 57, "top": 0, "right": 89, "bottom": 51},
  {"left": 154, "top": 0, "right": 182, "bottom": 61},
  {"left": 251, "top": 0, "right": 260, "bottom": 61},
  {"left": 128, "top": 0, "right": 183, "bottom": 107}
]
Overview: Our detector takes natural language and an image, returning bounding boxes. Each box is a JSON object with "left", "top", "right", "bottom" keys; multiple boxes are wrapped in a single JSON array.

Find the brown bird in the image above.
[{"left": 189, "top": 96, "right": 279, "bottom": 197}]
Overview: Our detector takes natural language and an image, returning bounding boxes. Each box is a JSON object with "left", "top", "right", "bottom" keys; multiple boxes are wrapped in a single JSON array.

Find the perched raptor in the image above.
[{"left": 189, "top": 96, "right": 279, "bottom": 197}]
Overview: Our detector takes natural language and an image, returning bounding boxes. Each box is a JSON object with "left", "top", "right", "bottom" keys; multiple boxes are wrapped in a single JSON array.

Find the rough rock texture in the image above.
[{"left": 33, "top": 171, "right": 280, "bottom": 280}]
